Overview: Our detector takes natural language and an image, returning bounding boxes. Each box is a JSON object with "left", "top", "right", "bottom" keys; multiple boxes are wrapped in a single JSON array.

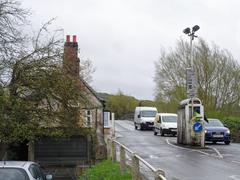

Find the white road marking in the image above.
[
  {"left": 166, "top": 139, "right": 191, "bottom": 150},
  {"left": 166, "top": 139, "right": 225, "bottom": 158},
  {"left": 229, "top": 175, "right": 240, "bottom": 180},
  {"left": 116, "top": 133, "right": 123, "bottom": 138},
  {"left": 232, "top": 160, "right": 240, "bottom": 164},
  {"left": 149, "top": 155, "right": 159, "bottom": 159},
  {"left": 166, "top": 139, "right": 208, "bottom": 155},
  {"left": 175, "top": 154, "right": 182, "bottom": 158},
  {"left": 207, "top": 146, "right": 223, "bottom": 159}
]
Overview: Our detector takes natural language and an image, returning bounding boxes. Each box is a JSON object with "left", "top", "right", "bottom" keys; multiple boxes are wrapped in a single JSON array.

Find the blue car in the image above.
[{"left": 205, "top": 118, "right": 231, "bottom": 145}]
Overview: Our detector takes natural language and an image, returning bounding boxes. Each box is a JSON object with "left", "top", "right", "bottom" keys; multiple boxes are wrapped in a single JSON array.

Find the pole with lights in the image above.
[
  {"left": 183, "top": 25, "right": 205, "bottom": 147},
  {"left": 183, "top": 25, "right": 200, "bottom": 68}
]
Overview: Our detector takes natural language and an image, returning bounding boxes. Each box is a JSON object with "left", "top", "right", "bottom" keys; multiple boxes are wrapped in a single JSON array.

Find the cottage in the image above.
[{"left": 28, "top": 35, "right": 107, "bottom": 179}]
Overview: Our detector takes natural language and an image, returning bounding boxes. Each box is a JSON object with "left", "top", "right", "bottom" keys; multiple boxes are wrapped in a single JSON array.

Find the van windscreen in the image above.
[
  {"left": 141, "top": 111, "right": 156, "bottom": 117},
  {"left": 162, "top": 116, "right": 177, "bottom": 123}
]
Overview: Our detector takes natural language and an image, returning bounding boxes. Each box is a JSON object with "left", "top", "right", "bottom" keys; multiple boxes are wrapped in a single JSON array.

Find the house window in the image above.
[{"left": 86, "top": 110, "right": 92, "bottom": 127}]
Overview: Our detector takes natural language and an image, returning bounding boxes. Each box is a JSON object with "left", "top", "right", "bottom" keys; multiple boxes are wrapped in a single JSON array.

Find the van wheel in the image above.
[
  {"left": 134, "top": 123, "right": 137, "bottom": 130},
  {"left": 224, "top": 141, "right": 230, "bottom": 145},
  {"left": 160, "top": 128, "right": 164, "bottom": 136},
  {"left": 154, "top": 128, "right": 157, "bottom": 135}
]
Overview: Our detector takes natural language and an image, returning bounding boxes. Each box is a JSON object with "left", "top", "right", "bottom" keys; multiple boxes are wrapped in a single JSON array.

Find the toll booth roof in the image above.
[{"left": 180, "top": 98, "right": 202, "bottom": 106}]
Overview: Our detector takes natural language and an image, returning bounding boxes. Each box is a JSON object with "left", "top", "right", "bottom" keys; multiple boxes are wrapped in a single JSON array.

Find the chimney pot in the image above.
[
  {"left": 73, "top": 35, "right": 77, "bottom": 43},
  {"left": 66, "top": 35, "right": 70, "bottom": 42}
]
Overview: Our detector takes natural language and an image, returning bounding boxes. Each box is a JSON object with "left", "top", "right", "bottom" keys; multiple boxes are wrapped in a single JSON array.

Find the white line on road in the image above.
[
  {"left": 166, "top": 139, "right": 191, "bottom": 150},
  {"left": 229, "top": 175, "right": 240, "bottom": 180},
  {"left": 232, "top": 160, "right": 240, "bottom": 164},
  {"left": 116, "top": 133, "right": 123, "bottom": 138},
  {"left": 166, "top": 139, "right": 224, "bottom": 158},
  {"left": 207, "top": 146, "right": 223, "bottom": 159},
  {"left": 149, "top": 155, "right": 159, "bottom": 159},
  {"left": 166, "top": 139, "right": 209, "bottom": 155}
]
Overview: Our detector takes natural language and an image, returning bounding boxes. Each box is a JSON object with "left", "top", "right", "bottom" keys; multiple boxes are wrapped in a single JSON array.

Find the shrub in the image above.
[{"left": 79, "top": 159, "right": 132, "bottom": 180}]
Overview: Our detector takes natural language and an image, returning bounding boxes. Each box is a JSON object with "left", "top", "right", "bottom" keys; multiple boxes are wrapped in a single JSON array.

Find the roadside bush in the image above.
[
  {"left": 79, "top": 159, "right": 132, "bottom": 180},
  {"left": 221, "top": 117, "right": 240, "bottom": 142}
]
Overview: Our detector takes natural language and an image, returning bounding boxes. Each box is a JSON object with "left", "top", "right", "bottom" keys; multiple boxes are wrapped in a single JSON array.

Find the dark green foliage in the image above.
[
  {"left": 0, "top": 64, "right": 89, "bottom": 143},
  {"left": 221, "top": 117, "right": 240, "bottom": 141},
  {"left": 79, "top": 159, "right": 132, "bottom": 180},
  {"left": 105, "top": 91, "right": 139, "bottom": 119}
]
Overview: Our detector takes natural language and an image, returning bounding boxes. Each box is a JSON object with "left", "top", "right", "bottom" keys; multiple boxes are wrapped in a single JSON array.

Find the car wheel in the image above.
[
  {"left": 173, "top": 133, "right": 176, "bottom": 137},
  {"left": 224, "top": 141, "right": 230, "bottom": 145},
  {"left": 140, "top": 124, "right": 144, "bottom": 130},
  {"left": 154, "top": 128, "right": 158, "bottom": 135},
  {"left": 160, "top": 128, "right": 164, "bottom": 136}
]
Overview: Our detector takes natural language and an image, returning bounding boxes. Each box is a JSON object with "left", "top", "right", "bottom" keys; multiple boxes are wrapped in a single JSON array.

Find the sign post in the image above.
[{"left": 186, "top": 68, "right": 197, "bottom": 98}]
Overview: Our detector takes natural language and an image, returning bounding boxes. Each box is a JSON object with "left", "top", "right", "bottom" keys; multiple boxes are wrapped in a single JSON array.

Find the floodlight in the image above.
[
  {"left": 192, "top": 25, "right": 200, "bottom": 32},
  {"left": 183, "top": 27, "right": 190, "bottom": 34}
]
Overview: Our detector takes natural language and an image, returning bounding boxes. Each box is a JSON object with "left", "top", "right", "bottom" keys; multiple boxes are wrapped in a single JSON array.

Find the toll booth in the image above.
[{"left": 177, "top": 98, "right": 205, "bottom": 146}]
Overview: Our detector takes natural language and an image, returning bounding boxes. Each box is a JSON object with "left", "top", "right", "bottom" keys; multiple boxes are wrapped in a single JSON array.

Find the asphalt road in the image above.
[{"left": 115, "top": 120, "right": 240, "bottom": 180}]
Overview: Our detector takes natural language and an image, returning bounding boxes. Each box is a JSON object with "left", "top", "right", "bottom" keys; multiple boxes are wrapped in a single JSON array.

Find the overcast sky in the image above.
[{"left": 21, "top": 0, "right": 240, "bottom": 100}]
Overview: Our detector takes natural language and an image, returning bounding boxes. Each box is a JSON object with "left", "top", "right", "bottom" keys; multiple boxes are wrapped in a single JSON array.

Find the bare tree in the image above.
[
  {"left": 0, "top": 1, "right": 91, "bottom": 143},
  {"left": 80, "top": 58, "right": 96, "bottom": 83},
  {"left": 154, "top": 38, "right": 240, "bottom": 114}
]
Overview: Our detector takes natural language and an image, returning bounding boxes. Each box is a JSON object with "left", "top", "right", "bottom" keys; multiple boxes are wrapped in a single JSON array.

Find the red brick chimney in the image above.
[{"left": 63, "top": 35, "right": 80, "bottom": 77}]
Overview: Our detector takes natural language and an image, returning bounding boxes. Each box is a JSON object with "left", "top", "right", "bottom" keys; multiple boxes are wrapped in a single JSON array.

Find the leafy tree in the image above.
[{"left": 106, "top": 91, "right": 139, "bottom": 119}]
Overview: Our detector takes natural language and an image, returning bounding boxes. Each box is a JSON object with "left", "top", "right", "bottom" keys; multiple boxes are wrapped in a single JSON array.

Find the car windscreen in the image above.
[
  {"left": 140, "top": 111, "right": 157, "bottom": 117},
  {"left": 162, "top": 116, "right": 177, "bottom": 123},
  {"left": 0, "top": 168, "right": 30, "bottom": 180},
  {"left": 206, "top": 119, "right": 224, "bottom": 127}
]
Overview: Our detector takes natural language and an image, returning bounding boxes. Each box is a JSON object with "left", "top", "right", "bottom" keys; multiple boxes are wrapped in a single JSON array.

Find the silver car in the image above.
[{"left": 0, "top": 161, "right": 52, "bottom": 180}]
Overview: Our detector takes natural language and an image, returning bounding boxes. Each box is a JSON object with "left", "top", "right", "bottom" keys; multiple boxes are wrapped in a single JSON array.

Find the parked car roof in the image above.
[
  {"left": 157, "top": 113, "right": 177, "bottom": 116},
  {"left": 0, "top": 161, "right": 35, "bottom": 168}
]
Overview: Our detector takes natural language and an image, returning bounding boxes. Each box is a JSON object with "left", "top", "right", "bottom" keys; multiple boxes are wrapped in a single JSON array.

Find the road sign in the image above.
[
  {"left": 193, "top": 122, "right": 203, "bottom": 133},
  {"left": 186, "top": 68, "right": 197, "bottom": 98}
]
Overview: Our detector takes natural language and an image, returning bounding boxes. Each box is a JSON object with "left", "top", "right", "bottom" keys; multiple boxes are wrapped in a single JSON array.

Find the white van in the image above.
[
  {"left": 153, "top": 113, "right": 178, "bottom": 136},
  {"left": 134, "top": 107, "right": 158, "bottom": 130}
]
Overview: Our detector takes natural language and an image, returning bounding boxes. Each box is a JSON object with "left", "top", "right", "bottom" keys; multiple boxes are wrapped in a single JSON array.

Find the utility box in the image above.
[{"left": 177, "top": 98, "right": 204, "bottom": 146}]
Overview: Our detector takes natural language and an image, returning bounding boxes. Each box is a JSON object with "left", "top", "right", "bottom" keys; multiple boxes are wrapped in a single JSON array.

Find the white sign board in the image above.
[
  {"left": 186, "top": 68, "right": 197, "bottom": 98},
  {"left": 103, "top": 111, "right": 111, "bottom": 127}
]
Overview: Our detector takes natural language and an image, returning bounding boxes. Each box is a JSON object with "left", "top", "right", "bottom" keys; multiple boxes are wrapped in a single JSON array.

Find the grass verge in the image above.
[{"left": 79, "top": 159, "right": 132, "bottom": 180}]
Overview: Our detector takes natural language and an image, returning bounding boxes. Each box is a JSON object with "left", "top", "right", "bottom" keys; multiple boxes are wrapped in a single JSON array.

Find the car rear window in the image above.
[
  {"left": 0, "top": 168, "right": 30, "bottom": 180},
  {"left": 206, "top": 119, "right": 224, "bottom": 127}
]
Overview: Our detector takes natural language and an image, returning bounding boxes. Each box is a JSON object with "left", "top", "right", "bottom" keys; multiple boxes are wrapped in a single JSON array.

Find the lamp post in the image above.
[
  {"left": 183, "top": 25, "right": 200, "bottom": 68},
  {"left": 183, "top": 25, "right": 204, "bottom": 147},
  {"left": 183, "top": 25, "right": 200, "bottom": 105},
  {"left": 183, "top": 25, "right": 200, "bottom": 100}
]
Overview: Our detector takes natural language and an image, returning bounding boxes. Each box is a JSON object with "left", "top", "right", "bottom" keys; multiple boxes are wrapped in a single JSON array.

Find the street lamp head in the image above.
[
  {"left": 192, "top": 25, "right": 200, "bottom": 33},
  {"left": 183, "top": 27, "right": 190, "bottom": 34}
]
